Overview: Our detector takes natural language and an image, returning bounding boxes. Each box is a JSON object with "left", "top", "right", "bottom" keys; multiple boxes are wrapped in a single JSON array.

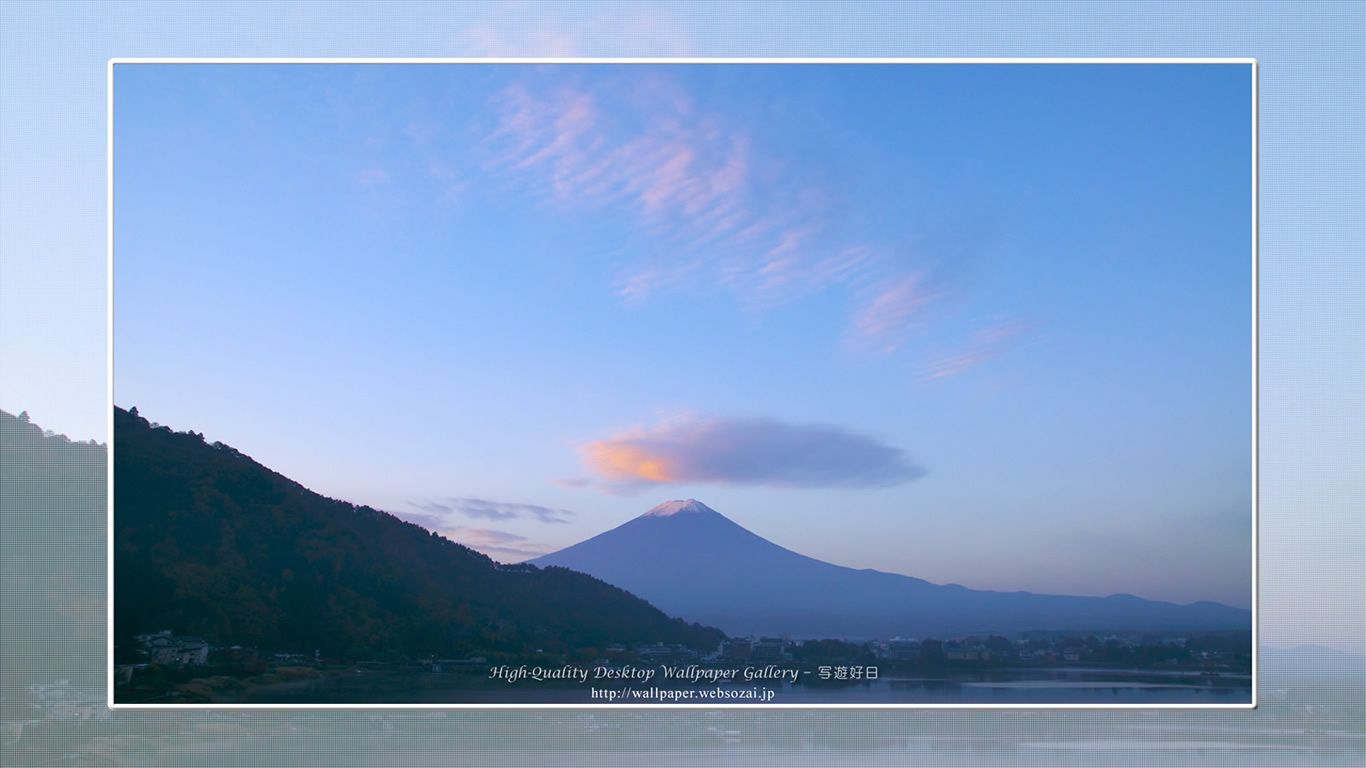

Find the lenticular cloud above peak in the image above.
[{"left": 579, "top": 416, "right": 925, "bottom": 494}]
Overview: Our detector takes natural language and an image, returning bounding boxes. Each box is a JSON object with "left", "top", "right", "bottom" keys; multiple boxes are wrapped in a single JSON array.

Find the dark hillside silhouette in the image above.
[
  {"left": 0, "top": 410, "right": 107, "bottom": 704},
  {"left": 113, "top": 407, "right": 722, "bottom": 662}
]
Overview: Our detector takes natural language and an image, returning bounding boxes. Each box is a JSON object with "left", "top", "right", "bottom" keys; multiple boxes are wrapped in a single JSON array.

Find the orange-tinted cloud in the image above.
[
  {"left": 583, "top": 442, "right": 677, "bottom": 483},
  {"left": 579, "top": 416, "right": 925, "bottom": 494}
]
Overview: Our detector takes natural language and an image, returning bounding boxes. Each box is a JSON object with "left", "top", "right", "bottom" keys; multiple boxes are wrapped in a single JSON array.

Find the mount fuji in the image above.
[{"left": 528, "top": 499, "right": 1251, "bottom": 639}]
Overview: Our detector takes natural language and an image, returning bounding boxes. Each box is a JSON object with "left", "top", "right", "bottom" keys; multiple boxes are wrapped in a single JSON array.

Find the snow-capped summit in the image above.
[{"left": 641, "top": 499, "right": 715, "bottom": 517}]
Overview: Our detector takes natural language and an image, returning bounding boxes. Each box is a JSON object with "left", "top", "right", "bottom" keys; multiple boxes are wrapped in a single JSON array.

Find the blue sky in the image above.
[{"left": 112, "top": 62, "right": 1254, "bottom": 609}]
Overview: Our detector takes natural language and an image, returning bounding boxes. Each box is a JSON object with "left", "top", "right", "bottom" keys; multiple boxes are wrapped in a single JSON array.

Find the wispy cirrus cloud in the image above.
[
  {"left": 407, "top": 497, "right": 573, "bottom": 526},
  {"left": 576, "top": 415, "right": 925, "bottom": 495},
  {"left": 849, "top": 273, "right": 946, "bottom": 355},
  {"left": 355, "top": 168, "right": 391, "bottom": 185},
  {"left": 481, "top": 75, "right": 1014, "bottom": 362},
  {"left": 484, "top": 77, "right": 856, "bottom": 309},
  {"left": 460, "top": 27, "right": 582, "bottom": 58},
  {"left": 400, "top": 499, "right": 568, "bottom": 562},
  {"left": 453, "top": 5, "right": 695, "bottom": 59},
  {"left": 444, "top": 526, "right": 553, "bottom": 562},
  {"left": 928, "top": 319, "right": 1034, "bottom": 379},
  {"left": 489, "top": 82, "right": 755, "bottom": 238}
]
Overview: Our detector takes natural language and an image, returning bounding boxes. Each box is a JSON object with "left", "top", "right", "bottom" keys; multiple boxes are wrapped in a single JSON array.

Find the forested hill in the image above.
[
  {"left": 113, "top": 406, "right": 723, "bottom": 660},
  {"left": 1, "top": 409, "right": 107, "bottom": 699}
]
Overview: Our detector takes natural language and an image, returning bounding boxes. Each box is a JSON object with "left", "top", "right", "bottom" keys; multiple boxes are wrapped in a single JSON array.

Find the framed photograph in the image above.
[{"left": 110, "top": 60, "right": 1254, "bottom": 708}]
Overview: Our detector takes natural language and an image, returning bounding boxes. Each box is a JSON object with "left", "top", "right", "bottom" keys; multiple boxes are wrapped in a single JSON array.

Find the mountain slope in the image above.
[
  {"left": 529, "top": 499, "right": 1252, "bottom": 638},
  {"left": 1, "top": 410, "right": 107, "bottom": 703},
  {"left": 1260, "top": 645, "right": 1366, "bottom": 681},
  {"left": 113, "top": 408, "right": 723, "bottom": 660}
]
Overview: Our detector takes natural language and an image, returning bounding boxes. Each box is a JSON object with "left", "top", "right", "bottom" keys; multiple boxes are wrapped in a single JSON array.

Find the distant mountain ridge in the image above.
[
  {"left": 530, "top": 499, "right": 1252, "bottom": 639},
  {"left": 113, "top": 408, "right": 723, "bottom": 661},
  {"left": 1260, "top": 645, "right": 1366, "bottom": 680}
]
